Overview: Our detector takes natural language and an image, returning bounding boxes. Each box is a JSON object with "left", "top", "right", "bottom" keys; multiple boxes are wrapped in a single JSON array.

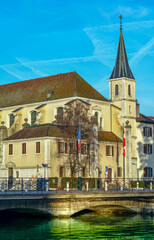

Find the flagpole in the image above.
[
  {"left": 77, "top": 120, "right": 82, "bottom": 190},
  {"left": 123, "top": 124, "right": 126, "bottom": 182}
]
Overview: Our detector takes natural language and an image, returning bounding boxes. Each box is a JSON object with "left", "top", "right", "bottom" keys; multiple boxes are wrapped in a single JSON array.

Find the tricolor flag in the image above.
[
  {"left": 77, "top": 121, "right": 81, "bottom": 153},
  {"left": 123, "top": 128, "right": 126, "bottom": 157}
]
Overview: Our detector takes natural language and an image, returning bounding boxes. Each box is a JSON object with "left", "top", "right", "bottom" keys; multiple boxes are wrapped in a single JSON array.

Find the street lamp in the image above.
[{"left": 42, "top": 163, "right": 48, "bottom": 178}]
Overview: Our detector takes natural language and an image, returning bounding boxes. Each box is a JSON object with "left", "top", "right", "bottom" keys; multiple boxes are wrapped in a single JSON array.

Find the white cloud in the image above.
[
  {"left": 130, "top": 37, "right": 154, "bottom": 66},
  {"left": 118, "top": 6, "right": 151, "bottom": 18},
  {"left": 99, "top": 6, "right": 151, "bottom": 20},
  {"left": 0, "top": 65, "right": 23, "bottom": 80},
  {"left": 16, "top": 57, "right": 46, "bottom": 77},
  {"left": 0, "top": 55, "right": 100, "bottom": 80}
]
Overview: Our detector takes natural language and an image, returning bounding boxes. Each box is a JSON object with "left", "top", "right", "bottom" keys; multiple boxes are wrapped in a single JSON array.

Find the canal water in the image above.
[{"left": 0, "top": 211, "right": 153, "bottom": 240}]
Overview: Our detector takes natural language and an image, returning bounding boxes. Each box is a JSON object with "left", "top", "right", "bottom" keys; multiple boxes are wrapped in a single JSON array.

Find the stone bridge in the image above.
[{"left": 0, "top": 192, "right": 153, "bottom": 217}]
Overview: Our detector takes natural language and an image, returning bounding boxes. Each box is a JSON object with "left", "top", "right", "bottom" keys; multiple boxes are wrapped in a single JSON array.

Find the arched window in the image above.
[
  {"left": 31, "top": 111, "right": 37, "bottom": 125},
  {"left": 10, "top": 114, "right": 15, "bottom": 127},
  {"left": 57, "top": 107, "right": 63, "bottom": 122},
  {"left": 128, "top": 84, "right": 131, "bottom": 96},
  {"left": 115, "top": 84, "right": 119, "bottom": 96},
  {"left": 94, "top": 112, "right": 98, "bottom": 123}
]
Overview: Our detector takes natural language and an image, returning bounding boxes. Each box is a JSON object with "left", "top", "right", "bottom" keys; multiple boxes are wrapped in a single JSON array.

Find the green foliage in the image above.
[
  {"left": 130, "top": 181, "right": 154, "bottom": 188},
  {"left": 49, "top": 177, "right": 58, "bottom": 188}
]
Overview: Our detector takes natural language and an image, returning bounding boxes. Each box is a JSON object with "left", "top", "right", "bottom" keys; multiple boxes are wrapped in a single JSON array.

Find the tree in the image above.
[{"left": 55, "top": 99, "right": 99, "bottom": 178}]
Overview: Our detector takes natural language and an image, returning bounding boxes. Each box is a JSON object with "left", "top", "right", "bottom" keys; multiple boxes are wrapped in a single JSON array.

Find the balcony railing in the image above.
[{"left": 0, "top": 177, "right": 153, "bottom": 194}]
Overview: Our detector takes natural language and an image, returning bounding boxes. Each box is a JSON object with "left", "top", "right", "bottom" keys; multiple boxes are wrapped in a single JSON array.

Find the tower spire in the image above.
[
  {"left": 109, "top": 17, "right": 135, "bottom": 80},
  {"left": 119, "top": 14, "right": 123, "bottom": 31}
]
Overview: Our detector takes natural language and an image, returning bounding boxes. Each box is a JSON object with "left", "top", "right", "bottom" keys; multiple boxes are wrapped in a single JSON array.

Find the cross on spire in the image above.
[{"left": 119, "top": 14, "right": 123, "bottom": 31}]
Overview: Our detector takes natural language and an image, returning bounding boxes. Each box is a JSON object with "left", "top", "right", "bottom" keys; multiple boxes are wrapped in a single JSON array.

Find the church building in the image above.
[{"left": 0, "top": 23, "right": 153, "bottom": 181}]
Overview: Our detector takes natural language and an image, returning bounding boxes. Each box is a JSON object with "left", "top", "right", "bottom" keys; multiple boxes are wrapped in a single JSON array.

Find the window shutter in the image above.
[
  {"left": 112, "top": 146, "right": 114, "bottom": 156},
  {"left": 106, "top": 146, "right": 110, "bottom": 156},
  {"left": 36, "top": 142, "right": 40, "bottom": 153},
  {"left": 9, "top": 144, "right": 13, "bottom": 155},
  {"left": 58, "top": 142, "right": 60, "bottom": 153},
  {"left": 150, "top": 144, "right": 152, "bottom": 154},
  {"left": 65, "top": 143, "right": 67, "bottom": 153},
  {"left": 143, "top": 144, "right": 147, "bottom": 154},
  {"left": 22, "top": 143, "right": 26, "bottom": 154},
  {"left": 143, "top": 127, "right": 146, "bottom": 136},
  {"left": 150, "top": 128, "right": 152, "bottom": 137},
  {"left": 106, "top": 146, "right": 108, "bottom": 156}
]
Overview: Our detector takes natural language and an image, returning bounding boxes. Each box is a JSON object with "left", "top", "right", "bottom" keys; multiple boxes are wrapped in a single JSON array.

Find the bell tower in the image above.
[{"left": 108, "top": 15, "right": 137, "bottom": 178}]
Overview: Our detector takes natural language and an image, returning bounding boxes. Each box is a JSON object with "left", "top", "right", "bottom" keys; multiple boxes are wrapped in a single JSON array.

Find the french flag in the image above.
[
  {"left": 123, "top": 128, "right": 126, "bottom": 157},
  {"left": 77, "top": 121, "right": 81, "bottom": 153}
]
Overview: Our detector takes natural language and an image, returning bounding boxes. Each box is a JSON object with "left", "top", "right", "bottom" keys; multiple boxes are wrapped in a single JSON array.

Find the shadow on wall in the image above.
[{"left": 137, "top": 123, "right": 153, "bottom": 178}]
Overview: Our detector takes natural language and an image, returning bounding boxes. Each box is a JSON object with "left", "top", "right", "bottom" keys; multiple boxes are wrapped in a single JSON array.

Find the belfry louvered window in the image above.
[
  {"left": 10, "top": 114, "right": 15, "bottom": 127},
  {"left": 128, "top": 84, "right": 131, "bottom": 96},
  {"left": 115, "top": 84, "right": 119, "bottom": 96}
]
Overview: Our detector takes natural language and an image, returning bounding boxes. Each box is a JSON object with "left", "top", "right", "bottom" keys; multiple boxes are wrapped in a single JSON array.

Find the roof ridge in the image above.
[{"left": 0, "top": 71, "right": 76, "bottom": 87}]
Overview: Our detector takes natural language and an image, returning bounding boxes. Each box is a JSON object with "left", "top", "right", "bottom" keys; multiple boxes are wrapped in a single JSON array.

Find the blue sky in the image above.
[{"left": 0, "top": 0, "right": 154, "bottom": 116}]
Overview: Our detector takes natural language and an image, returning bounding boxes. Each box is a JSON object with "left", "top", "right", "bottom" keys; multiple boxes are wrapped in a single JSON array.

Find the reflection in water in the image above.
[{"left": 0, "top": 211, "right": 153, "bottom": 240}]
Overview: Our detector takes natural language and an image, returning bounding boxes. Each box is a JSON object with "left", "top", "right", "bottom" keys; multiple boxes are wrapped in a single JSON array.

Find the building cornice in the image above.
[
  {"left": 108, "top": 77, "right": 136, "bottom": 82},
  {"left": 0, "top": 96, "right": 110, "bottom": 111}
]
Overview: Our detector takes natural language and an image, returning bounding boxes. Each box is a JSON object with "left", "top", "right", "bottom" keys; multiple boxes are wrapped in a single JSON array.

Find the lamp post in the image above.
[{"left": 42, "top": 163, "right": 48, "bottom": 178}]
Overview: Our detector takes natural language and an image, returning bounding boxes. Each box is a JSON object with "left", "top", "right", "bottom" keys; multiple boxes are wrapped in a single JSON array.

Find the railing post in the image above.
[
  {"left": 105, "top": 181, "right": 108, "bottom": 191},
  {"left": 66, "top": 182, "right": 69, "bottom": 192},
  {"left": 136, "top": 182, "right": 139, "bottom": 191},
  {"left": 25, "top": 182, "right": 28, "bottom": 192},
  {"left": 1, "top": 182, "right": 4, "bottom": 192},
  {"left": 120, "top": 182, "right": 123, "bottom": 191},
  {"left": 150, "top": 182, "right": 152, "bottom": 191}
]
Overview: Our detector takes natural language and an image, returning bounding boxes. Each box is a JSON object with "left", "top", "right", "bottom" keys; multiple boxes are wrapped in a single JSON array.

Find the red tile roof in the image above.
[
  {"left": 3, "top": 124, "right": 65, "bottom": 141},
  {"left": 136, "top": 114, "right": 154, "bottom": 124},
  {"left": 0, "top": 71, "right": 108, "bottom": 108},
  {"left": 4, "top": 124, "right": 122, "bottom": 143},
  {"left": 98, "top": 131, "right": 122, "bottom": 143}
]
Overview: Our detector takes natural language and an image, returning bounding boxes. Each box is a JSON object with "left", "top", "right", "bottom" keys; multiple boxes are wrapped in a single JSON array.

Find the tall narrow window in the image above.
[
  {"left": 57, "top": 107, "right": 63, "bottom": 122},
  {"left": 9, "top": 144, "right": 13, "bottom": 155},
  {"left": 100, "top": 117, "right": 102, "bottom": 129},
  {"left": 10, "top": 114, "right": 15, "bottom": 127},
  {"left": 118, "top": 167, "right": 122, "bottom": 177},
  {"left": 31, "top": 111, "right": 37, "bottom": 125},
  {"left": 82, "top": 167, "right": 85, "bottom": 177},
  {"left": 58, "top": 142, "right": 64, "bottom": 153},
  {"left": 129, "top": 105, "right": 131, "bottom": 113},
  {"left": 143, "top": 144, "right": 152, "bottom": 154},
  {"left": 128, "top": 84, "right": 131, "bottom": 96},
  {"left": 94, "top": 112, "right": 98, "bottom": 123},
  {"left": 36, "top": 142, "right": 40, "bottom": 153},
  {"left": 59, "top": 166, "right": 64, "bottom": 177},
  {"left": 115, "top": 84, "right": 119, "bottom": 96},
  {"left": 22, "top": 143, "right": 26, "bottom": 154}
]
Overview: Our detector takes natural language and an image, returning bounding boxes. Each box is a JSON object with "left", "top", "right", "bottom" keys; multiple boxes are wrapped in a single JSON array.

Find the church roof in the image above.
[
  {"left": 0, "top": 71, "right": 108, "bottom": 108},
  {"left": 4, "top": 124, "right": 122, "bottom": 143},
  {"left": 110, "top": 30, "right": 135, "bottom": 80}
]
